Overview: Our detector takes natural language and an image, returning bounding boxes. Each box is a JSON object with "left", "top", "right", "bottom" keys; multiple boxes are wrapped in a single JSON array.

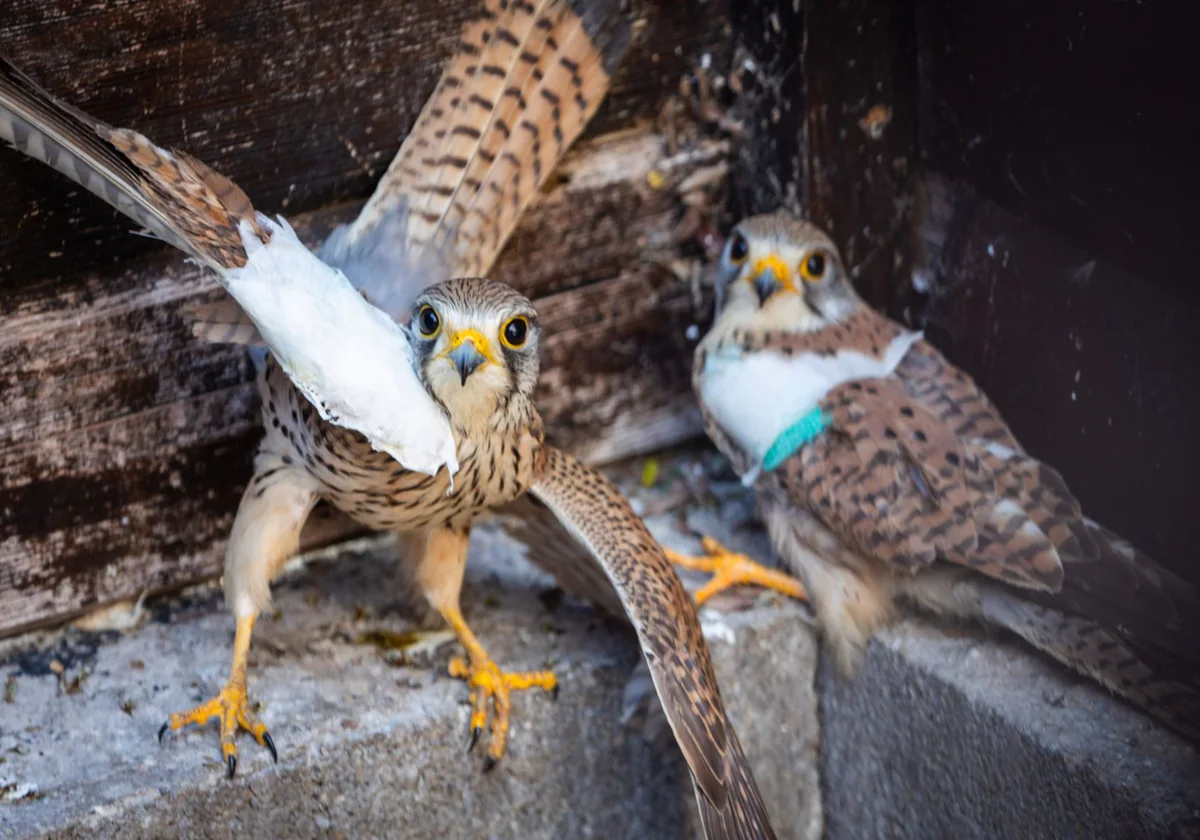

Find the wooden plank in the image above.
[
  {"left": 800, "top": 0, "right": 920, "bottom": 321},
  {"left": 0, "top": 127, "right": 730, "bottom": 637},
  {"left": 915, "top": 0, "right": 1200, "bottom": 286},
  {"left": 795, "top": 0, "right": 1200, "bottom": 586},
  {"left": 0, "top": 0, "right": 730, "bottom": 289},
  {"left": 910, "top": 0, "right": 1200, "bottom": 583}
]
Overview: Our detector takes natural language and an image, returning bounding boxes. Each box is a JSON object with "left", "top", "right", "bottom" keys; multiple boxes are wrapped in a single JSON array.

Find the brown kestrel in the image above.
[{"left": 672, "top": 212, "right": 1198, "bottom": 743}]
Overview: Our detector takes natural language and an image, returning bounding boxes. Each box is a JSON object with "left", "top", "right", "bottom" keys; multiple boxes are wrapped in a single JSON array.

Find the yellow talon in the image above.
[
  {"left": 667, "top": 536, "right": 808, "bottom": 606},
  {"left": 159, "top": 615, "right": 277, "bottom": 778},
  {"left": 448, "top": 652, "right": 557, "bottom": 767}
]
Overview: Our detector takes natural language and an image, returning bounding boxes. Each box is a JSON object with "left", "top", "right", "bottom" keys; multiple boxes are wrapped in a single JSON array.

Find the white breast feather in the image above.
[
  {"left": 700, "top": 331, "right": 922, "bottom": 483},
  {"left": 221, "top": 215, "right": 459, "bottom": 478}
]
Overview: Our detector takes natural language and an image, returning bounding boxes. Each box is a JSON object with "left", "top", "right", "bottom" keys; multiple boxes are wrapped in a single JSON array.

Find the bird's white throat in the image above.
[{"left": 699, "top": 330, "right": 922, "bottom": 484}]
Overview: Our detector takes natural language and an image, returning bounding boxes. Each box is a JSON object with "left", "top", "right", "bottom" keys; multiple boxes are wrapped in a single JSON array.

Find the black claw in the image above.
[
  {"left": 482, "top": 755, "right": 498, "bottom": 774},
  {"left": 263, "top": 731, "right": 278, "bottom": 764},
  {"left": 467, "top": 726, "right": 482, "bottom": 754},
  {"left": 157, "top": 722, "right": 169, "bottom": 744},
  {"left": 551, "top": 684, "right": 560, "bottom": 701},
  {"left": 226, "top": 754, "right": 237, "bottom": 779}
]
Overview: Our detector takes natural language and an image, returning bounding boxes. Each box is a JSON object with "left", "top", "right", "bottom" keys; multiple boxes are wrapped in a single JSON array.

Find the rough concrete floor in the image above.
[
  {"left": 0, "top": 450, "right": 820, "bottom": 840},
  {"left": 1, "top": 447, "right": 1197, "bottom": 839},
  {"left": 823, "top": 622, "right": 1200, "bottom": 840}
]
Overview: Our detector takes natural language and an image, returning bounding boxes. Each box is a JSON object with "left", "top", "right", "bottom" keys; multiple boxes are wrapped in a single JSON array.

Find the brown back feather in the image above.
[{"left": 343, "top": 0, "right": 630, "bottom": 290}]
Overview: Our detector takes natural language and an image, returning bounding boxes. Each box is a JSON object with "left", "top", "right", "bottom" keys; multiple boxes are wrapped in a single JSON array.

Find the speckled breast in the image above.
[{"left": 256, "top": 360, "right": 540, "bottom": 534}]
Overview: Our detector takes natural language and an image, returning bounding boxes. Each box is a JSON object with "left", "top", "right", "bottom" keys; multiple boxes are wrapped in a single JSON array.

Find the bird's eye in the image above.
[
  {"left": 801, "top": 251, "right": 827, "bottom": 282},
  {"left": 501, "top": 316, "right": 529, "bottom": 349},
  {"left": 417, "top": 305, "right": 441, "bottom": 338},
  {"left": 727, "top": 232, "right": 749, "bottom": 265}
]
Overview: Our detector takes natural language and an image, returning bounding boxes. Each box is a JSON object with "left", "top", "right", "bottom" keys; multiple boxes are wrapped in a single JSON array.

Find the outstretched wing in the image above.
[
  {"left": 320, "top": 0, "right": 631, "bottom": 322},
  {"left": 520, "top": 446, "right": 777, "bottom": 840},
  {"left": 0, "top": 56, "right": 457, "bottom": 477},
  {"left": 0, "top": 54, "right": 263, "bottom": 273}
]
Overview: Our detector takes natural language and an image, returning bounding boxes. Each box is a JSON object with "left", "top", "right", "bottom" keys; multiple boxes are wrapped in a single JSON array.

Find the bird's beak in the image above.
[
  {"left": 748, "top": 255, "right": 793, "bottom": 305},
  {"left": 444, "top": 329, "right": 492, "bottom": 385}
]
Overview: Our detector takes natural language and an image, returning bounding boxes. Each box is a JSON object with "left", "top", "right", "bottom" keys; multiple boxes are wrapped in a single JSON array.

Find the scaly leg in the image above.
[
  {"left": 159, "top": 615, "right": 275, "bottom": 777},
  {"left": 160, "top": 455, "right": 317, "bottom": 777},
  {"left": 667, "top": 536, "right": 808, "bottom": 606},
  {"left": 412, "top": 526, "right": 557, "bottom": 770}
]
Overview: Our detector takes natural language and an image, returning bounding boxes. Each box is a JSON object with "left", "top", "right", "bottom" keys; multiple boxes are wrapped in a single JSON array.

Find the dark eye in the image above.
[
  {"left": 728, "top": 232, "right": 749, "bottom": 264},
  {"left": 502, "top": 316, "right": 529, "bottom": 348},
  {"left": 417, "top": 305, "right": 441, "bottom": 337},
  {"left": 801, "top": 251, "right": 827, "bottom": 282}
]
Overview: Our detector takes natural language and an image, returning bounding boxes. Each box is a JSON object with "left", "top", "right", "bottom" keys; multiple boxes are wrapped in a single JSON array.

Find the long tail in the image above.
[
  {"left": 977, "top": 518, "right": 1200, "bottom": 741},
  {"left": 939, "top": 424, "right": 1200, "bottom": 741},
  {"left": 327, "top": 0, "right": 631, "bottom": 320},
  {"left": 0, "top": 55, "right": 261, "bottom": 273}
]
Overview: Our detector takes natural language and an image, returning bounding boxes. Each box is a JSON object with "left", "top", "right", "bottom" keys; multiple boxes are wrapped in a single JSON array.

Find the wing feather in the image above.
[
  {"left": 328, "top": 0, "right": 630, "bottom": 321},
  {"left": 525, "top": 446, "right": 777, "bottom": 840},
  {"left": 0, "top": 55, "right": 262, "bottom": 271}
]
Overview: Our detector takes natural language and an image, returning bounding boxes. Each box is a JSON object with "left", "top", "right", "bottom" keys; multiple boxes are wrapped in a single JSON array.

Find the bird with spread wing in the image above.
[
  {"left": 667, "top": 211, "right": 1199, "bottom": 743},
  {"left": 1, "top": 3, "right": 778, "bottom": 836}
]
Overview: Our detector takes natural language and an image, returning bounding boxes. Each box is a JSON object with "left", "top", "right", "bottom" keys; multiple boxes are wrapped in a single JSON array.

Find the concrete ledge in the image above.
[
  {"left": 2, "top": 448, "right": 1194, "bottom": 839},
  {"left": 0, "top": 522, "right": 821, "bottom": 840},
  {"left": 820, "top": 622, "right": 1200, "bottom": 839}
]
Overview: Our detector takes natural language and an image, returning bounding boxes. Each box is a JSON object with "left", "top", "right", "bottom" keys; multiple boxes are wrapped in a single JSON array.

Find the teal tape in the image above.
[{"left": 762, "top": 407, "right": 828, "bottom": 472}]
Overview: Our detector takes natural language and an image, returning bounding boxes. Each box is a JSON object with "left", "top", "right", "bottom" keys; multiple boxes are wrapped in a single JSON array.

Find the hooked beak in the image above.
[
  {"left": 445, "top": 330, "right": 491, "bottom": 385},
  {"left": 748, "top": 255, "right": 791, "bottom": 305}
]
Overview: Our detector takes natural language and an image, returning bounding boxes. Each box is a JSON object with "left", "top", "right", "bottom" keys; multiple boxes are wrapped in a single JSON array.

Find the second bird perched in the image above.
[
  {"left": 673, "top": 212, "right": 1199, "bottom": 742},
  {"left": 0, "top": 1, "right": 779, "bottom": 837}
]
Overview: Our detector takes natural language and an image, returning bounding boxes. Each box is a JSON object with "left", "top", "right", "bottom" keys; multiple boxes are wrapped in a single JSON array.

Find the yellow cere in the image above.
[
  {"left": 445, "top": 328, "right": 498, "bottom": 363},
  {"left": 749, "top": 254, "right": 798, "bottom": 293}
]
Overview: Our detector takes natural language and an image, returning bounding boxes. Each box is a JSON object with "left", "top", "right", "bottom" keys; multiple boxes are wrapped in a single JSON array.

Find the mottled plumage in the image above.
[
  {"left": 686, "top": 212, "right": 1200, "bottom": 741},
  {"left": 1, "top": 6, "right": 778, "bottom": 837}
]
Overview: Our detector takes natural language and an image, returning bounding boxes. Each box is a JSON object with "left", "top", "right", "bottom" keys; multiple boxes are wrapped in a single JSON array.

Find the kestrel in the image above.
[
  {"left": 671, "top": 211, "right": 1199, "bottom": 741},
  {"left": 0, "top": 3, "right": 779, "bottom": 837}
]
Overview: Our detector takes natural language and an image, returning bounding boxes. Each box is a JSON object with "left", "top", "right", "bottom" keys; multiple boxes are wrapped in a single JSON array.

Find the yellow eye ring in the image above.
[
  {"left": 800, "top": 250, "right": 827, "bottom": 282},
  {"left": 501, "top": 315, "right": 530, "bottom": 349},
  {"left": 417, "top": 304, "right": 441, "bottom": 338}
]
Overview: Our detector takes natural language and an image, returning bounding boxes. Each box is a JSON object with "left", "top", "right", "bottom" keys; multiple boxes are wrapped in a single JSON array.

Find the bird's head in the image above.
[
  {"left": 710, "top": 213, "right": 861, "bottom": 335},
  {"left": 411, "top": 278, "right": 541, "bottom": 433}
]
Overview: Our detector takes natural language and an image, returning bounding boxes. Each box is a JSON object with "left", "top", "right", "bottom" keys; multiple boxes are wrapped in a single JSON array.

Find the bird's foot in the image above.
[
  {"left": 159, "top": 680, "right": 277, "bottom": 778},
  {"left": 667, "top": 536, "right": 807, "bottom": 606},
  {"left": 448, "top": 653, "right": 557, "bottom": 770}
]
